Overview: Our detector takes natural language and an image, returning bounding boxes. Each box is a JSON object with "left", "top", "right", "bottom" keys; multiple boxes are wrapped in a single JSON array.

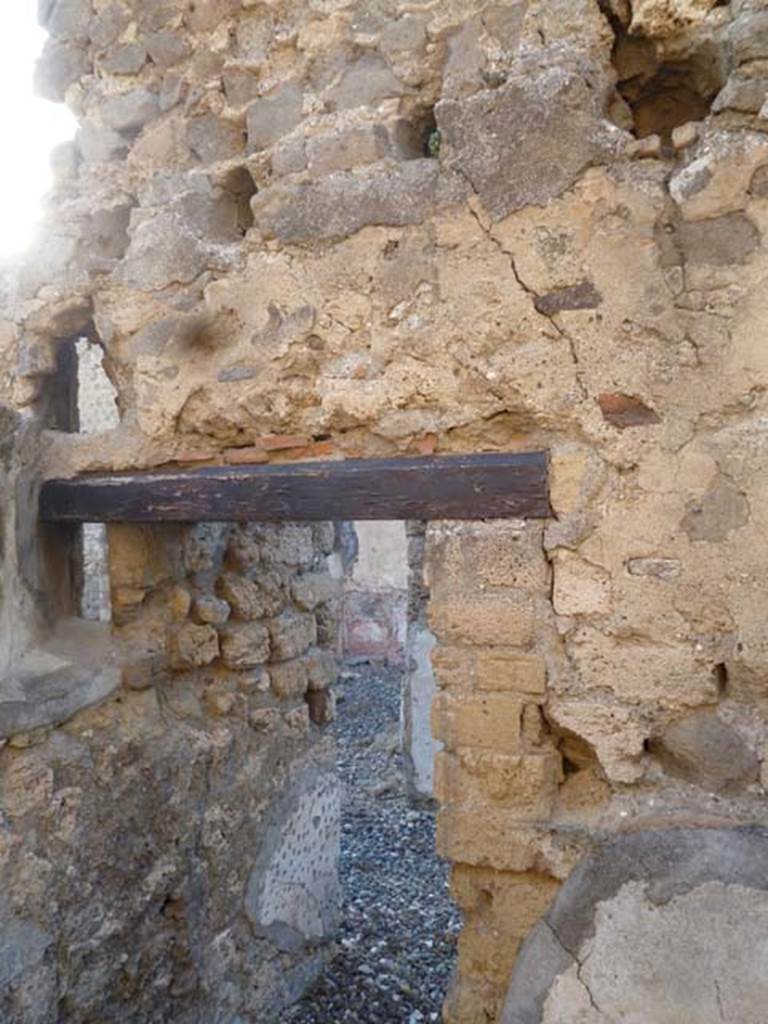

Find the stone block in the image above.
[
  {"left": 426, "top": 521, "right": 548, "bottom": 594},
  {"left": 168, "top": 623, "right": 220, "bottom": 669},
  {"left": 435, "top": 750, "right": 561, "bottom": 818},
  {"left": 681, "top": 474, "right": 750, "bottom": 542},
  {"left": 246, "top": 83, "right": 303, "bottom": 151},
  {"left": 475, "top": 651, "right": 547, "bottom": 696},
  {"left": 101, "top": 87, "right": 160, "bottom": 133},
  {"left": 183, "top": 523, "right": 230, "bottom": 575},
  {"left": 431, "top": 645, "right": 475, "bottom": 691},
  {"left": 34, "top": 40, "right": 89, "bottom": 101},
  {"left": 649, "top": 708, "right": 759, "bottom": 792},
  {"left": 315, "top": 602, "right": 340, "bottom": 649},
  {"left": 307, "top": 124, "right": 389, "bottom": 176},
  {"left": 195, "top": 594, "right": 231, "bottom": 625},
  {"left": 326, "top": 54, "right": 404, "bottom": 111},
  {"left": 674, "top": 213, "right": 760, "bottom": 267},
  {"left": 432, "top": 692, "right": 522, "bottom": 753},
  {"left": 218, "top": 573, "right": 267, "bottom": 620},
  {"left": 307, "top": 689, "right": 336, "bottom": 726},
  {"left": 43, "top": 0, "right": 91, "bottom": 41},
  {"left": 144, "top": 30, "right": 191, "bottom": 69},
  {"left": 77, "top": 121, "right": 128, "bottom": 163},
  {"left": 730, "top": 11, "right": 768, "bottom": 64},
  {"left": 101, "top": 42, "right": 147, "bottom": 75},
  {"left": 436, "top": 807, "right": 545, "bottom": 872},
  {"left": 428, "top": 592, "right": 536, "bottom": 648},
  {"left": 91, "top": 2, "right": 130, "bottom": 49},
  {"left": 0, "top": 915, "right": 52, "bottom": 990},
  {"left": 304, "top": 649, "right": 337, "bottom": 692},
  {"left": 223, "top": 68, "right": 261, "bottom": 107},
  {"left": 443, "top": 975, "right": 503, "bottom": 1024},
  {"left": 268, "top": 611, "right": 317, "bottom": 662},
  {"left": 187, "top": 113, "right": 245, "bottom": 164},
  {"left": 436, "top": 57, "right": 611, "bottom": 220},
  {"left": 713, "top": 74, "right": 767, "bottom": 114},
  {"left": 0, "top": 624, "right": 121, "bottom": 739},
  {"left": 251, "top": 159, "right": 439, "bottom": 243},
  {"left": 168, "top": 585, "right": 192, "bottom": 622},
  {"left": 220, "top": 622, "right": 270, "bottom": 668},
  {"left": 452, "top": 867, "right": 560, "bottom": 987},
  {"left": 270, "top": 659, "right": 309, "bottom": 700},
  {"left": 203, "top": 688, "right": 237, "bottom": 717},
  {"left": 259, "top": 524, "right": 316, "bottom": 569}
]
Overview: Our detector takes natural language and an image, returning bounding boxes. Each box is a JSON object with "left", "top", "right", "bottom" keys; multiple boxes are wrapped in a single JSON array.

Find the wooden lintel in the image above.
[{"left": 38, "top": 452, "right": 550, "bottom": 524}]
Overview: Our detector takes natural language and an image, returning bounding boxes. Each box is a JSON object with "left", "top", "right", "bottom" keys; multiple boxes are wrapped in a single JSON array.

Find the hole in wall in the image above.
[
  {"left": 43, "top": 330, "right": 119, "bottom": 623},
  {"left": 416, "top": 107, "right": 440, "bottom": 158},
  {"left": 714, "top": 662, "right": 729, "bottom": 698},
  {"left": 220, "top": 165, "right": 257, "bottom": 234},
  {"left": 606, "top": 16, "right": 725, "bottom": 141},
  {"left": 75, "top": 333, "right": 119, "bottom": 622}
]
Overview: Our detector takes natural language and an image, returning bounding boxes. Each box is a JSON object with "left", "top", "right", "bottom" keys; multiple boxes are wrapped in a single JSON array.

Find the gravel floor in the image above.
[{"left": 281, "top": 665, "right": 459, "bottom": 1024}]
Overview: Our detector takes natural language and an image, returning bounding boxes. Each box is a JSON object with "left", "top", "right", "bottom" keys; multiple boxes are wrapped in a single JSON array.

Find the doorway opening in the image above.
[{"left": 282, "top": 520, "right": 458, "bottom": 1023}]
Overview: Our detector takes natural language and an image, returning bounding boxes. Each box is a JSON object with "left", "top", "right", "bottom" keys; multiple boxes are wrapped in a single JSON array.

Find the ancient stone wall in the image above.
[
  {"left": 0, "top": 515, "right": 341, "bottom": 1023},
  {"left": 3, "top": 0, "right": 768, "bottom": 1021}
]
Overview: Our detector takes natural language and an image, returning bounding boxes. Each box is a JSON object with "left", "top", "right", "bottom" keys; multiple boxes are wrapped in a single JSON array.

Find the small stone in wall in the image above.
[
  {"left": 534, "top": 281, "right": 602, "bottom": 317},
  {"left": 675, "top": 213, "right": 761, "bottom": 266},
  {"left": 246, "top": 83, "right": 303, "bottom": 151},
  {"left": 730, "top": 10, "right": 768, "bottom": 65},
  {"left": 101, "top": 42, "right": 147, "bottom": 76},
  {"left": 649, "top": 708, "right": 759, "bottom": 792},
  {"left": 220, "top": 622, "right": 271, "bottom": 668},
  {"left": 187, "top": 113, "right": 245, "bottom": 164},
  {"left": 144, "top": 30, "right": 191, "bottom": 69},
  {"left": 269, "top": 611, "right": 318, "bottom": 662},
  {"left": 168, "top": 623, "right": 220, "bottom": 669},
  {"left": 597, "top": 393, "right": 661, "bottom": 428},
  {"left": 682, "top": 476, "right": 749, "bottom": 542},
  {"left": 251, "top": 160, "right": 439, "bottom": 244},
  {"left": 234, "top": 667, "right": 270, "bottom": 694},
  {"left": 307, "top": 689, "right": 336, "bottom": 726},
  {"left": 195, "top": 594, "right": 231, "bottom": 625},
  {"left": 627, "top": 557, "right": 681, "bottom": 580},
  {"left": 305, "top": 649, "right": 338, "bottom": 692},
  {"left": 203, "top": 688, "right": 238, "bottom": 717},
  {"left": 169, "top": 586, "right": 192, "bottom": 622},
  {"left": 749, "top": 164, "right": 768, "bottom": 197},
  {"left": 101, "top": 87, "right": 160, "bottom": 133},
  {"left": 183, "top": 523, "right": 230, "bottom": 574},
  {"left": 219, "top": 573, "right": 267, "bottom": 620},
  {"left": 270, "top": 659, "right": 309, "bottom": 700}
]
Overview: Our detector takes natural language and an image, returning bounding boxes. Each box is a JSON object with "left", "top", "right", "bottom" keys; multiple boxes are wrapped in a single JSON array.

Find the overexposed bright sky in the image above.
[{"left": 0, "top": 8, "right": 77, "bottom": 259}]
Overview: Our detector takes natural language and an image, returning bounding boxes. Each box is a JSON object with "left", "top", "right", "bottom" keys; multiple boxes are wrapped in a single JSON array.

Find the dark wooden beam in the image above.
[{"left": 39, "top": 452, "right": 550, "bottom": 523}]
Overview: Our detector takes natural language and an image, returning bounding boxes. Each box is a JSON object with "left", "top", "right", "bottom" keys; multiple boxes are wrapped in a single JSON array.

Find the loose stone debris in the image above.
[{"left": 282, "top": 666, "right": 459, "bottom": 1024}]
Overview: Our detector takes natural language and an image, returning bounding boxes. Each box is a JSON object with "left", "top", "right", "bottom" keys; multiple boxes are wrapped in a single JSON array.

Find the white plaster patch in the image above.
[
  {"left": 246, "top": 770, "right": 341, "bottom": 952},
  {"left": 542, "top": 881, "right": 768, "bottom": 1023}
]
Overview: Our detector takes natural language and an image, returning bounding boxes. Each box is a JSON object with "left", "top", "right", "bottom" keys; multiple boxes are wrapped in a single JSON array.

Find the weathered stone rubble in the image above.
[{"left": 3, "top": 0, "right": 768, "bottom": 1021}]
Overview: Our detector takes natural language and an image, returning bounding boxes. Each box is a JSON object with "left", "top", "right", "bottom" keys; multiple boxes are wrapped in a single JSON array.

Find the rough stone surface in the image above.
[
  {"left": 437, "top": 57, "right": 615, "bottom": 220},
  {"left": 9, "top": 0, "right": 768, "bottom": 1020},
  {"left": 251, "top": 160, "right": 439, "bottom": 243}
]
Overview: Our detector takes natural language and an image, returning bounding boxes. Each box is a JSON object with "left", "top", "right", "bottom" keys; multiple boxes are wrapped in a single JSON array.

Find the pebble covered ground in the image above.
[{"left": 282, "top": 665, "right": 459, "bottom": 1024}]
